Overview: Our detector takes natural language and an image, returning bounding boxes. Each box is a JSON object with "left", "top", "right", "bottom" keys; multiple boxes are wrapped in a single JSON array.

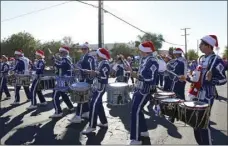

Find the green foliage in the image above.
[
  {"left": 136, "top": 32, "right": 164, "bottom": 50},
  {"left": 110, "top": 43, "right": 136, "bottom": 58},
  {"left": 222, "top": 46, "right": 228, "bottom": 59},
  {"left": 186, "top": 49, "right": 198, "bottom": 61}
]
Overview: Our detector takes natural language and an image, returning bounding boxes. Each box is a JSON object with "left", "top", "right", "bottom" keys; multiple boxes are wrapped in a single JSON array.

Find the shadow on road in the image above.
[
  {"left": 85, "top": 128, "right": 108, "bottom": 145},
  {"left": 216, "top": 96, "right": 228, "bottom": 102},
  {"left": 211, "top": 126, "right": 228, "bottom": 145},
  {"left": 0, "top": 101, "right": 28, "bottom": 117},
  {"left": 29, "top": 101, "right": 56, "bottom": 117}
]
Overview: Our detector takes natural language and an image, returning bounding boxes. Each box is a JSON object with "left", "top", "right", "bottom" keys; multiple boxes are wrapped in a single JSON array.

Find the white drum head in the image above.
[
  {"left": 180, "top": 101, "right": 209, "bottom": 108},
  {"left": 109, "top": 82, "right": 128, "bottom": 87},
  {"left": 70, "top": 82, "right": 90, "bottom": 91},
  {"left": 161, "top": 98, "right": 180, "bottom": 103},
  {"left": 157, "top": 92, "right": 175, "bottom": 96}
]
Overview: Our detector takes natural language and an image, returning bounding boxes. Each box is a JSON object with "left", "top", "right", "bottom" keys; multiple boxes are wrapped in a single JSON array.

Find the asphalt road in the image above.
[{"left": 0, "top": 76, "right": 227, "bottom": 145}]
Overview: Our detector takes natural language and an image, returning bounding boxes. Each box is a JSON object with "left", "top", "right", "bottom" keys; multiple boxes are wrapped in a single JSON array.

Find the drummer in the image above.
[
  {"left": 49, "top": 46, "right": 74, "bottom": 118},
  {"left": 129, "top": 41, "right": 159, "bottom": 145},
  {"left": 0, "top": 55, "right": 11, "bottom": 100},
  {"left": 70, "top": 42, "right": 96, "bottom": 123},
  {"left": 11, "top": 50, "right": 31, "bottom": 105},
  {"left": 26, "top": 50, "right": 47, "bottom": 110},
  {"left": 163, "top": 55, "right": 173, "bottom": 91},
  {"left": 82, "top": 48, "right": 110, "bottom": 134},
  {"left": 180, "top": 35, "right": 227, "bottom": 145}
]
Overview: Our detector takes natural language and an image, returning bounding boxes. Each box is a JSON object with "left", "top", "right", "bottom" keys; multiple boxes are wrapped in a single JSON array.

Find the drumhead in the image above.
[
  {"left": 154, "top": 95, "right": 170, "bottom": 100},
  {"left": 40, "top": 76, "right": 53, "bottom": 80},
  {"left": 180, "top": 101, "right": 209, "bottom": 108},
  {"left": 70, "top": 82, "right": 90, "bottom": 91},
  {"left": 161, "top": 98, "right": 180, "bottom": 103},
  {"left": 108, "top": 82, "right": 128, "bottom": 87},
  {"left": 157, "top": 92, "right": 175, "bottom": 96}
]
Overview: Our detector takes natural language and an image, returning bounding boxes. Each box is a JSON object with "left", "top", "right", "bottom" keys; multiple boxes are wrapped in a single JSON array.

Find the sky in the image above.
[{"left": 1, "top": 1, "right": 227, "bottom": 56}]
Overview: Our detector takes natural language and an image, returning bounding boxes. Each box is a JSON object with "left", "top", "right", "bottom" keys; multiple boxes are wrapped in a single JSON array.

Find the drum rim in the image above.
[
  {"left": 155, "top": 92, "right": 175, "bottom": 96},
  {"left": 160, "top": 98, "right": 181, "bottom": 103},
  {"left": 108, "top": 82, "right": 129, "bottom": 87},
  {"left": 179, "top": 101, "right": 209, "bottom": 109}
]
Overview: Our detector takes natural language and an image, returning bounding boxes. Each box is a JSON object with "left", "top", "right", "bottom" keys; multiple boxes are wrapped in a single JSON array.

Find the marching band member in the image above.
[
  {"left": 187, "top": 65, "right": 203, "bottom": 101},
  {"left": 8, "top": 57, "right": 16, "bottom": 69},
  {"left": 129, "top": 41, "right": 158, "bottom": 145},
  {"left": 0, "top": 55, "right": 11, "bottom": 100},
  {"left": 170, "top": 48, "right": 187, "bottom": 99},
  {"left": 181, "top": 35, "right": 227, "bottom": 145},
  {"left": 11, "top": 50, "right": 31, "bottom": 105},
  {"left": 26, "top": 50, "right": 47, "bottom": 110},
  {"left": 163, "top": 55, "right": 173, "bottom": 91},
  {"left": 49, "top": 46, "right": 74, "bottom": 118},
  {"left": 82, "top": 48, "right": 110, "bottom": 134},
  {"left": 127, "top": 56, "right": 135, "bottom": 85},
  {"left": 156, "top": 56, "right": 166, "bottom": 88},
  {"left": 70, "top": 42, "right": 95, "bottom": 123}
]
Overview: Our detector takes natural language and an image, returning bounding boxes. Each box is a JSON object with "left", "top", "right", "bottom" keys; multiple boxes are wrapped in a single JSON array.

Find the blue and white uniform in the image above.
[
  {"left": 188, "top": 54, "right": 227, "bottom": 145},
  {"left": 163, "top": 59, "right": 174, "bottom": 91},
  {"left": 76, "top": 53, "right": 95, "bottom": 117},
  {"left": 168, "top": 56, "right": 187, "bottom": 99},
  {"left": 28, "top": 57, "right": 46, "bottom": 109},
  {"left": 51, "top": 55, "right": 74, "bottom": 117},
  {"left": 130, "top": 54, "right": 158, "bottom": 142},
  {"left": 12, "top": 56, "right": 31, "bottom": 104},
  {"left": 0, "top": 60, "right": 11, "bottom": 99}
]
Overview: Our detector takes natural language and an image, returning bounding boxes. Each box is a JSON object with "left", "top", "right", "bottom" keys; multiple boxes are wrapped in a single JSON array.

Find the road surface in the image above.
[{"left": 0, "top": 77, "right": 227, "bottom": 145}]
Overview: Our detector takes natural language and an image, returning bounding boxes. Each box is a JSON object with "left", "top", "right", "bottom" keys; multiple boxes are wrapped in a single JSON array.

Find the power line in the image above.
[
  {"left": 77, "top": 1, "right": 184, "bottom": 46},
  {"left": 1, "top": 0, "right": 184, "bottom": 46},
  {"left": 1, "top": 1, "right": 73, "bottom": 23}
]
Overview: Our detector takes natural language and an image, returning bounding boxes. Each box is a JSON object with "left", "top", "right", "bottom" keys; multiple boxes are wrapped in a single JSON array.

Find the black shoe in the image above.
[{"left": 168, "top": 117, "right": 175, "bottom": 123}]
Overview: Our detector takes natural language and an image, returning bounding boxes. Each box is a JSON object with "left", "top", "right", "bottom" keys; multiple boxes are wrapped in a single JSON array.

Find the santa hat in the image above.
[
  {"left": 81, "top": 42, "right": 90, "bottom": 49},
  {"left": 173, "top": 48, "right": 183, "bottom": 54},
  {"left": 35, "top": 50, "right": 45, "bottom": 58},
  {"left": 201, "top": 35, "right": 219, "bottom": 49},
  {"left": 138, "top": 41, "right": 157, "bottom": 55},
  {"left": 8, "top": 57, "right": 15, "bottom": 61},
  {"left": 14, "top": 49, "right": 23, "bottom": 55},
  {"left": 59, "top": 46, "right": 70, "bottom": 53},
  {"left": 96, "top": 48, "right": 111, "bottom": 60},
  {"left": 1, "top": 55, "right": 8, "bottom": 60},
  {"left": 196, "top": 65, "right": 202, "bottom": 71}
]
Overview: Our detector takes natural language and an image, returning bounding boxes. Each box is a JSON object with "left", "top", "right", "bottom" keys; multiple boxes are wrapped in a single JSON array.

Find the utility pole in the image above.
[
  {"left": 98, "top": 0, "right": 104, "bottom": 48},
  {"left": 197, "top": 39, "right": 199, "bottom": 55},
  {"left": 181, "top": 28, "right": 190, "bottom": 60}
]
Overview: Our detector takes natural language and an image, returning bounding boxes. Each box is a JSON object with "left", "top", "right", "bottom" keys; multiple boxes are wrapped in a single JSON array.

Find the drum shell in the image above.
[
  {"left": 160, "top": 99, "right": 180, "bottom": 119},
  {"left": 55, "top": 76, "right": 76, "bottom": 91},
  {"left": 38, "top": 77, "right": 56, "bottom": 90},
  {"left": 177, "top": 103, "right": 210, "bottom": 129},
  {"left": 7, "top": 75, "right": 16, "bottom": 86},
  {"left": 107, "top": 82, "right": 130, "bottom": 105},
  {"left": 15, "top": 75, "right": 31, "bottom": 86},
  {"left": 69, "top": 89, "right": 90, "bottom": 103}
]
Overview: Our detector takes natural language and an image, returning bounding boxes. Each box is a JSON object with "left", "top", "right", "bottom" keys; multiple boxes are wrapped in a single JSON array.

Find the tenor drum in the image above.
[
  {"left": 38, "top": 76, "right": 56, "bottom": 90},
  {"left": 15, "top": 74, "right": 31, "bottom": 86},
  {"left": 54, "top": 76, "right": 75, "bottom": 92},
  {"left": 107, "top": 82, "right": 130, "bottom": 105},
  {"left": 7, "top": 75, "right": 16, "bottom": 86},
  {"left": 160, "top": 98, "right": 182, "bottom": 118},
  {"left": 178, "top": 101, "right": 210, "bottom": 129},
  {"left": 69, "top": 82, "right": 91, "bottom": 103}
]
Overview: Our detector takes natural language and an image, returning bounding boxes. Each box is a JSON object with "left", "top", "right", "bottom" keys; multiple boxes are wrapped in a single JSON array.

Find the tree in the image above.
[
  {"left": 62, "top": 36, "right": 74, "bottom": 47},
  {"left": 136, "top": 32, "right": 164, "bottom": 50},
  {"left": 168, "top": 47, "right": 175, "bottom": 58},
  {"left": 222, "top": 46, "right": 228, "bottom": 59},
  {"left": 1, "top": 31, "right": 39, "bottom": 58},
  {"left": 110, "top": 43, "right": 135, "bottom": 58},
  {"left": 186, "top": 49, "right": 198, "bottom": 61}
]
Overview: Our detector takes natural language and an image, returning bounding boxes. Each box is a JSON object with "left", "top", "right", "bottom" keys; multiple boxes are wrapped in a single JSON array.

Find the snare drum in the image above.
[
  {"left": 69, "top": 82, "right": 91, "bottom": 103},
  {"left": 178, "top": 101, "right": 210, "bottom": 129},
  {"left": 7, "top": 75, "right": 16, "bottom": 86},
  {"left": 107, "top": 82, "right": 130, "bottom": 105},
  {"left": 15, "top": 74, "right": 31, "bottom": 86},
  {"left": 38, "top": 76, "right": 56, "bottom": 90},
  {"left": 55, "top": 76, "right": 76, "bottom": 92},
  {"left": 160, "top": 98, "right": 182, "bottom": 118},
  {"left": 153, "top": 91, "right": 176, "bottom": 104}
]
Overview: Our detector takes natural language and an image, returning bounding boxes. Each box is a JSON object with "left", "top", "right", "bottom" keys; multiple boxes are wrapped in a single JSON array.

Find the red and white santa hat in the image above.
[
  {"left": 59, "top": 46, "right": 70, "bottom": 53},
  {"left": 1, "top": 55, "right": 8, "bottom": 60},
  {"left": 96, "top": 48, "right": 111, "bottom": 60},
  {"left": 138, "top": 41, "right": 157, "bottom": 55},
  {"left": 8, "top": 57, "right": 15, "bottom": 61},
  {"left": 173, "top": 48, "right": 183, "bottom": 54},
  {"left": 80, "top": 42, "right": 90, "bottom": 49},
  {"left": 35, "top": 49, "right": 45, "bottom": 58},
  {"left": 14, "top": 49, "right": 23, "bottom": 56},
  {"left": 201, "top": 35, "right": 219, "bottom": 49}
]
